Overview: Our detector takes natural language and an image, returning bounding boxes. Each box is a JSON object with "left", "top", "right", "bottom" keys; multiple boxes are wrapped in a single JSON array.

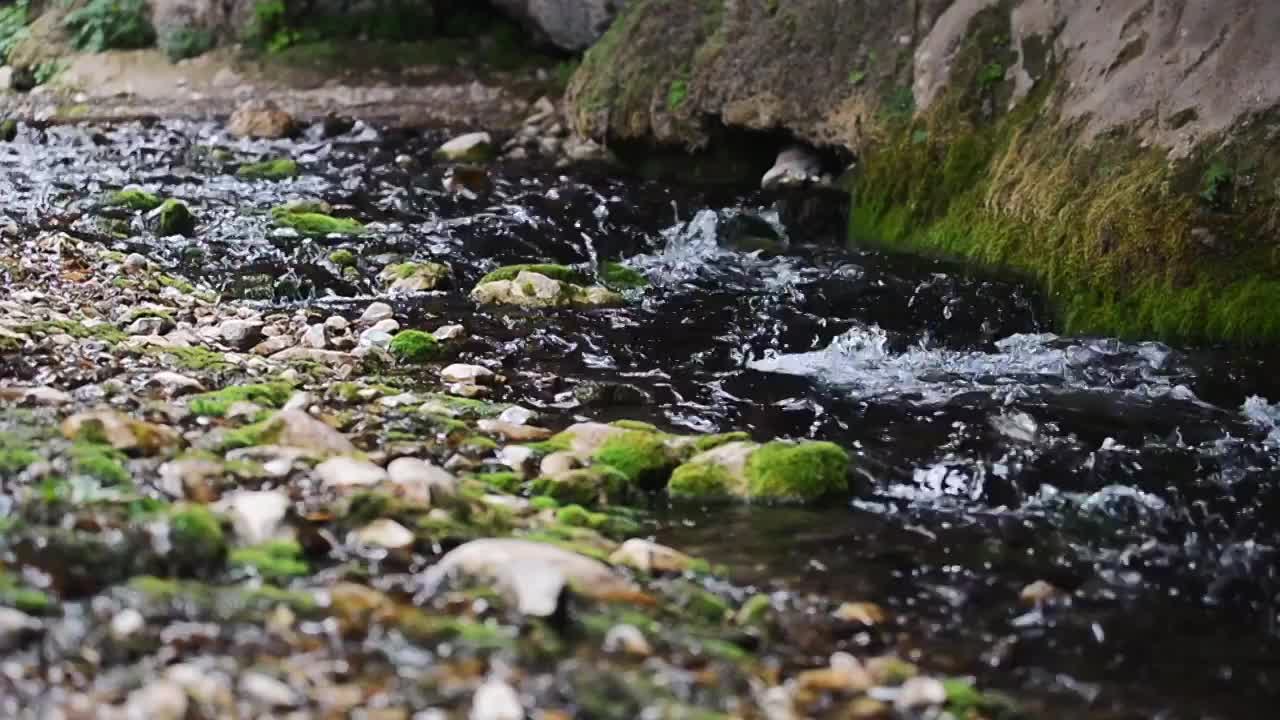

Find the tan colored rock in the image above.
[
  {"left": 476, "top": 419, "right": 552, "bottom": 442},
  {"left": 61, "top": 410, "right": 181, "bottom": 455},
  {"left": 1020, "top": 579, "right": 1063, "bottom": 605},
  {"left": 267, "top": 410, "right": 357, "bottom": 455},
  {"left": 608, "top": 539, "right": 695, "bottom": 574},
  {"left": 834, "top": 601, "right": 887, "bottom": 625},
  {"left": 228, "top": 100, "right": 295, "bottom": 139}
]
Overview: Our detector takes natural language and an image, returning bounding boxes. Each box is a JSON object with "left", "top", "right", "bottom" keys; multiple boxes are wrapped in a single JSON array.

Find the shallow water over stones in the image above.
[{"left": 2, "top": 119, "right": 1279, "bottom": 717}]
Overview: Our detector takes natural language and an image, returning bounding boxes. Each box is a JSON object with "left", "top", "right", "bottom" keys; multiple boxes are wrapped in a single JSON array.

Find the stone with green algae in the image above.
[
  {"left": 237, "top": 158, "right": 299, "bottom": 180},
  {"left": 389, "top": 330, "right": 440, "bottom": 363}
]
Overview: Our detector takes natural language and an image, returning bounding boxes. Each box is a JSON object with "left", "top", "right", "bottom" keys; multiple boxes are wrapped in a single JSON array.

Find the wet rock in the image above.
[
  {"left": 218, "top": 319, "right": 265, "bottom": 350},
  {"left": 433, "top": 324, "right": 465, "bottom": 341},
  {"left": 603, "top": 624, "right": 652, "bottom": 657},
  {"left": 489, "top": 0, "right": 622, "bottom": 51},
  {"left": 668, "top": 440, "right": 849, "bottom": 504},
  {"left": 269, "top": 347, "right": 356, "bottom": 367},
  {"left": 219, "top": 490, "right": 290, "bottom": 545},
  {"left": 127, "top": 316, "right": 167, "bottom": 336},
  {"left": 10, "top": 385, "right": 74, "bottom": 405},
  {"left": 0, "top": 607, "right": 42, "bottom": 652},
  {"left": 123, "top": 253, "right": 149, "bottom": 273},
  {"left": 539, "top": 451, "right": 580, "bottom": 476},
  {"left": 239, "top": 671, "right": 299, "bottom": 708},
  {"left": 302, "top": 323, "right": 328, "bottom": 349},
  {"left": 422, "top": 538, "right": 638, "bottom": 615},
  {"left": 719, "top": 213, "right": 787, "bottom": 255},
  {"left": 443, "top": 165, "right": 493, "bottom": 197},
  {"left": 1020, "top": 580, "right": 1063, "bottom": 605},
  {"left": 499, "top": 445, "right": 535, "bottom": 471},
  {"left": 262, "top": 409, "right": 357, "bottom": 454},
  {"left": 387, "top": 457, "right": 457, "bottom": 503},
  {"left": 381, "top": 261, "right": 450, "bottom": 294},
  {"left": 229, "top": 100, "right": 296, "bottom": 139},
  {"left": 476, "top": 419, "right": 552, "bottom": 442},
  {"left": 62, "top": 410, "right": 181, "bottom": 455},
  {"left": 442, "top": 364, "right": 497, "bottom": 385},
  {"left": 110, "top": 608, "right": 145, "bottom": 641},
  {"left": 470, "top": 678, "right": 523, "bottom": 720},
  {"left": 124, "top": 679, "right": 188, "bottom": 720},
  {"left": 795, "top": 652, "right": 874, "bottom": 695},
  {"left": 609, "top": 539, "right": 695, "bottom": 574},
  {"left": 834, "top": 601, "right": 887, "bottom": 625},
  {"left": 470, "top": 271, "right": 623, "bottom": 308},
  {"left": 435, "top": 132, "right": 494, "bottom": 163},
  {"left": 359, "top": 302, "right": 394, "bottom": 324},
  {"left": 316, "top": 456, "right": 388, "bottom": 489},
  {"left": 352, "top": 518, "right": 415, "bottom": 550},
  {"left": 762, "top": 145, "right": 823, "bottom": 189},
  {"left": 252, "top": 336, "right": 293, "bottom": 356},
  {"left": 152, "top": 199, "right": 196, "bottom": 236},
  {"left": 895, "top": 677, "right": 947, "bottom": 710},
  {"left": 572, "top": 381, "right": 652, "bottom": 408},
  {"left": 148, "top": 371, "right": 205, "bottom": 397}
]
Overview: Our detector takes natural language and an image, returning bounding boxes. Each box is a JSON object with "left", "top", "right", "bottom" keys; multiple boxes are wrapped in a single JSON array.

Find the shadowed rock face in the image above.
[
  {"left": 490, "top": 0, "right": 628, "bottom": 51},
  {"left": 570, "top": 0, "right": 1280, "bottom": 157}
]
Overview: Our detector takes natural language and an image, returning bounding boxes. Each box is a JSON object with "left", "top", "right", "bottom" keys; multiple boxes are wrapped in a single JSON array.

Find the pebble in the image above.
[
  {"left": 432, "top": 324, "right": 465, "bottom": 340},
  {"left": 351, "top": 518, "right": 415, "bottom": 550},
  {"left": 123, "top": 253, "right": 149, "bottom": 273},
  {"left": 539, "top": 452, "right": 580, "bottom": 476},
  {"left": 359, "top": 329, "right": 394, "bottom": 349},
  {"left": 240, "top": 671, "right": 299, "bottom": 708},
  {"left": 269, "top": 410, "right": 358, "bottom": 454},
  {"left": 469, "top": 679, "right": 523, "bottom": 720},
  {"left": 608, "top": 539, "right": 695, "bottom": 574},
  {"left": 303, "top": 323, "right": 328, "bottom": 349},
  {"left": 387, "top": 457, "right": 457, "bottom": 503},
  {"left": 124, "top": 680, "right": 188, "bottom": 720},
  {"left": 834, "top": 601, "right": 887, "bottom": 625},
  {"left": 127, "top": 317, "right": 167, "bottom": 336},
  {"left": 218, "top": 319, "right": 265, "bottom": 350},
  {"left": 1020, "top": 580, "right": 1062, "bottom": 605},
  {"left": 475, "top": 420, "right": 552, "bottom": 442},
  {"left": 497, "top": 406, "right": 536, "bottom": 425},
  {"left": 441, "top": 364, "right": 496, "bottom": 384},
  {"left": 110, "top": 609, "right": 146, "bottom": 640},
  {"left": 603, "top": 624, "right": 652, "bottom": 657},
  {"left": 22, "top": 386, "right": 73, "bottom": 405},
  {"left": 359, "top": 302, "right": 394, "bottom": 324},
  {"left": 0, "top": 607, "right": 41, "bottom": 652},
  {"left": 219, "top": 490, "right": 290, "bottom": 544},
  {"left": 315, "top": 456, "right": 389, "bottom": 488},
  {"left": 148, "top": 371, "right": 206, "bottom": 396},
  {"left": 895, "top": 676, "right": 947, "bottom": 710},
  {"left": 498, "top": 445, "right": 535, "bottom": 471},
  {"left": 325, "top": 315, "right": 349, "bottom": 332}
]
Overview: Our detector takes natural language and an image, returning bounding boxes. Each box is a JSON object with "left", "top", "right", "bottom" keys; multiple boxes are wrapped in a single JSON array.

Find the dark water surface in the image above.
[{"left": 4, "top": 120, "right": 1279, "bottom": 717}]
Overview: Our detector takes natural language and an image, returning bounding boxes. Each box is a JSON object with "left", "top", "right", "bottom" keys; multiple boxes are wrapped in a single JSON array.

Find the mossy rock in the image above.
[
  {"left": 530, "top": 465, "right": 633, "bottom": 507},
  {"left": 156, "top": 199, "right": 197, "bottom": 236},
  {"left": 168, "top": 504, "right": 228, "bottom": 573},
  {"left": 478, "top": 264, "right": 590, "bottom": 285},
  {"left": 592, "top": 430, "right": 678, "bottom": 488},
  {"left": 229, "top": 539, "right": 309, "bottom": 583},
  {"left": 328, "top": 248, "right": 357, "bottom": 267},
  {"left": 238, "top": 158, "right": 299, "bottom": 180},
  {"left": 0, "top": 571, "right": 54, "bottom": 615},
  {"left": 105, "top": 188, "right": 163, "bottom": 211},
  {"left": 669, "top": 440, "right": 850, "bottom": 504},
  {"left": 68, "top": 442, "right": 130, "bottom": 485},
  {"left": 271, "top": 205, "right": 364, "bottom": 236},
  {"left": 389, "top": 330, "right": 440, "bottom": 363},
  {"left": 601, "top": 262, "right": 649, "bottom": 290},
  {"left": 0, "top": 119, "right": 17, "bottom": 142},
  {"left": 187, "top": 382, "right": 294, "bottom": 418}
]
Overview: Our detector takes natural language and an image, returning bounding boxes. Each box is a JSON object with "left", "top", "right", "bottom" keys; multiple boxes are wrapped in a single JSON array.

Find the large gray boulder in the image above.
[{"left": 489, "top": 0, "right": 626, "bottom": 51}]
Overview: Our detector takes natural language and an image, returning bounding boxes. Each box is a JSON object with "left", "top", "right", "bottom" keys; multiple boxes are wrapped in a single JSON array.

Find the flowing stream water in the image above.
[{"left": 3, "top": 120, "right": 1279, "bottom": 717}]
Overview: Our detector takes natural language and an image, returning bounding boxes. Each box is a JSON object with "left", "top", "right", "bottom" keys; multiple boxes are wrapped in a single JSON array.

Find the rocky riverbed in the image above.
[{"left": 0, "top": 105, "right": 1278, "bottom": 719}]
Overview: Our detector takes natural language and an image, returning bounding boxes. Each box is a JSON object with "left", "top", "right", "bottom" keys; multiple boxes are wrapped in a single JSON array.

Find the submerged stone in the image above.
[
  {"left": 471, "top": 271, "right": 624, "bottom": 308},
  {"left": 380, "top": 261, "right": 449, "bottom": 293},
  {"left": 154, "top": 199, "right": 196, "bottom": 236},
  {"left": 271, "top": 206, "right": 363, "bottom": 235},
  {"left": 238, "top": 158, "right": 299, "bottom": 180}
]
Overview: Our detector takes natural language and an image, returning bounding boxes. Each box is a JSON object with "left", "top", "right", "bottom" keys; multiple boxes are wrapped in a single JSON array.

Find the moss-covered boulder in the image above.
[
  {"left": 155, "top": 199, "right": 196, "bottom": 236},
  {"left": 187, "top": 382, "right": 294, "bottom": 418},
  {"left": 389, "top": 330, "right": 441, "bottom": 363},
  {"left": 669, "top": 440, "right": 850, "bottom": 504},
  {"left": 271, "top": 205, "right": 363, "bottom": 236},
  {"left": 380, "top": 261, "right": 450, "bottom": 293},
  {"left": 105, "top": 187, "right": 163, "bottom": 211},
  {"left": 238, "top": 158, "right": 299, "bottom": 180},
  {"left": 471, "top": 270, "right": 623, "bottom": 308},
  {"left": 530, "top": 466, "right": 633, "bottom": 507}
]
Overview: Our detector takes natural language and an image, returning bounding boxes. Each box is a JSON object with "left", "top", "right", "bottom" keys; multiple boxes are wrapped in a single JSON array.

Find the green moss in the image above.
[
  {"left": 69, "top": 442, "right": 130, "bottom": 484},
  {"left": 328, "top": 248, "right": 357, "bottom": 267},
  {"left": 271, "top": 207, "right": 364, "bottom": 235},
  {"left": 461, "top": 435, "right": 498, "bottom": 454},
  {"left": 593, "top": 431, "right": 674, "bottom": 487},
  {"left": 20, "top": 320, "right": 127, "bottom": 345},
  {"left": 479, "top": 264, "right": 588, "bottom": 285},
  {"left": 555, "top": 503, "right": 596, "bottom": 527},
  {"left": 106, "top": 188, "right": 163, "bottom": 211},
  {"left": 667, "top": 462, "right": 732, "bottom": 500},
  {"left": 419, "top": 393, "right": 510, "bottom": 419},
  {"left": 388, "top": 330, "right": 440, "bottom": 363},
  {"left": 478, "top": 471, "right": 524, "bottom": 493},
  {"left": 187, "top": 382, "right": 294, "bottom": 418},
  {"left": 229, "top": 539, "right": 309, "bottom": 582},
  {"left": 529, "top": 495, "right": 559, "bottom": 510},
  {"left": 601, "top": 262, "right": 649, "bottom": 290},
  {"left": 611, "top": 419, "right": 660, "bottom": 432},
  {"left": 156, "top": 199, "right": 196, "bottom": 236},
  {"left": 168, "top": 504, "right": 227, "bottom": 571},
  {"left": 238, "top": 158, "right": 299, "bottom": 179},
  {"left": 531, "top": 466, "right": 632, "bottom": 507},
  {"left": 148, "top": 344, "right": 232, "bottom": 371},
  {"left": 692, "top": 431, "right": 750, "bottom": 453},
  {"left": 0, "top": 120, "right": 16, "bottom": 143},
  {"left": 218, "top": 418, "right": 282, "bottom": 450},
  {"left": 0, "top": 433, "right": 38, "bottom": 475},
  {"left": 745, "top": 441, "right": 848, "bottom": 502},
  {"left": 735, "top": 593, "right": 772, "bottom": 626},
  {"left": 666, "top": 76, "right": 689, "bottom": 111},
  {"left": 0, "top": 572, "right": 54, "bottom": 614}
]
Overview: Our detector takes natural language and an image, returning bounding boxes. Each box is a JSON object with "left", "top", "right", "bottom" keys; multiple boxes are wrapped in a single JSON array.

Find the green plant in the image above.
[
  {"left": 667, "top": 77, "right": 689, "bottom": 111},
  {"left": 162, "top": 27, "right": 214, "bottom": 61},
  {"left": 64, "top": 0, "right": 156, "bottom": 52},
  {"left": 848, "top": 69, "right": 867, "bottom": 85},
  {"left": 978, "top": 61, "right": 1005, "bottom": 89},
  {"left": 32, "top": 59, "right": 63, "bottom": 86},
  {"left": 1200, "top": 160, "right": 1233, "bottom": 207},
  {"left": 0, "top": 0, "right": 29, "bottom": 65}
]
